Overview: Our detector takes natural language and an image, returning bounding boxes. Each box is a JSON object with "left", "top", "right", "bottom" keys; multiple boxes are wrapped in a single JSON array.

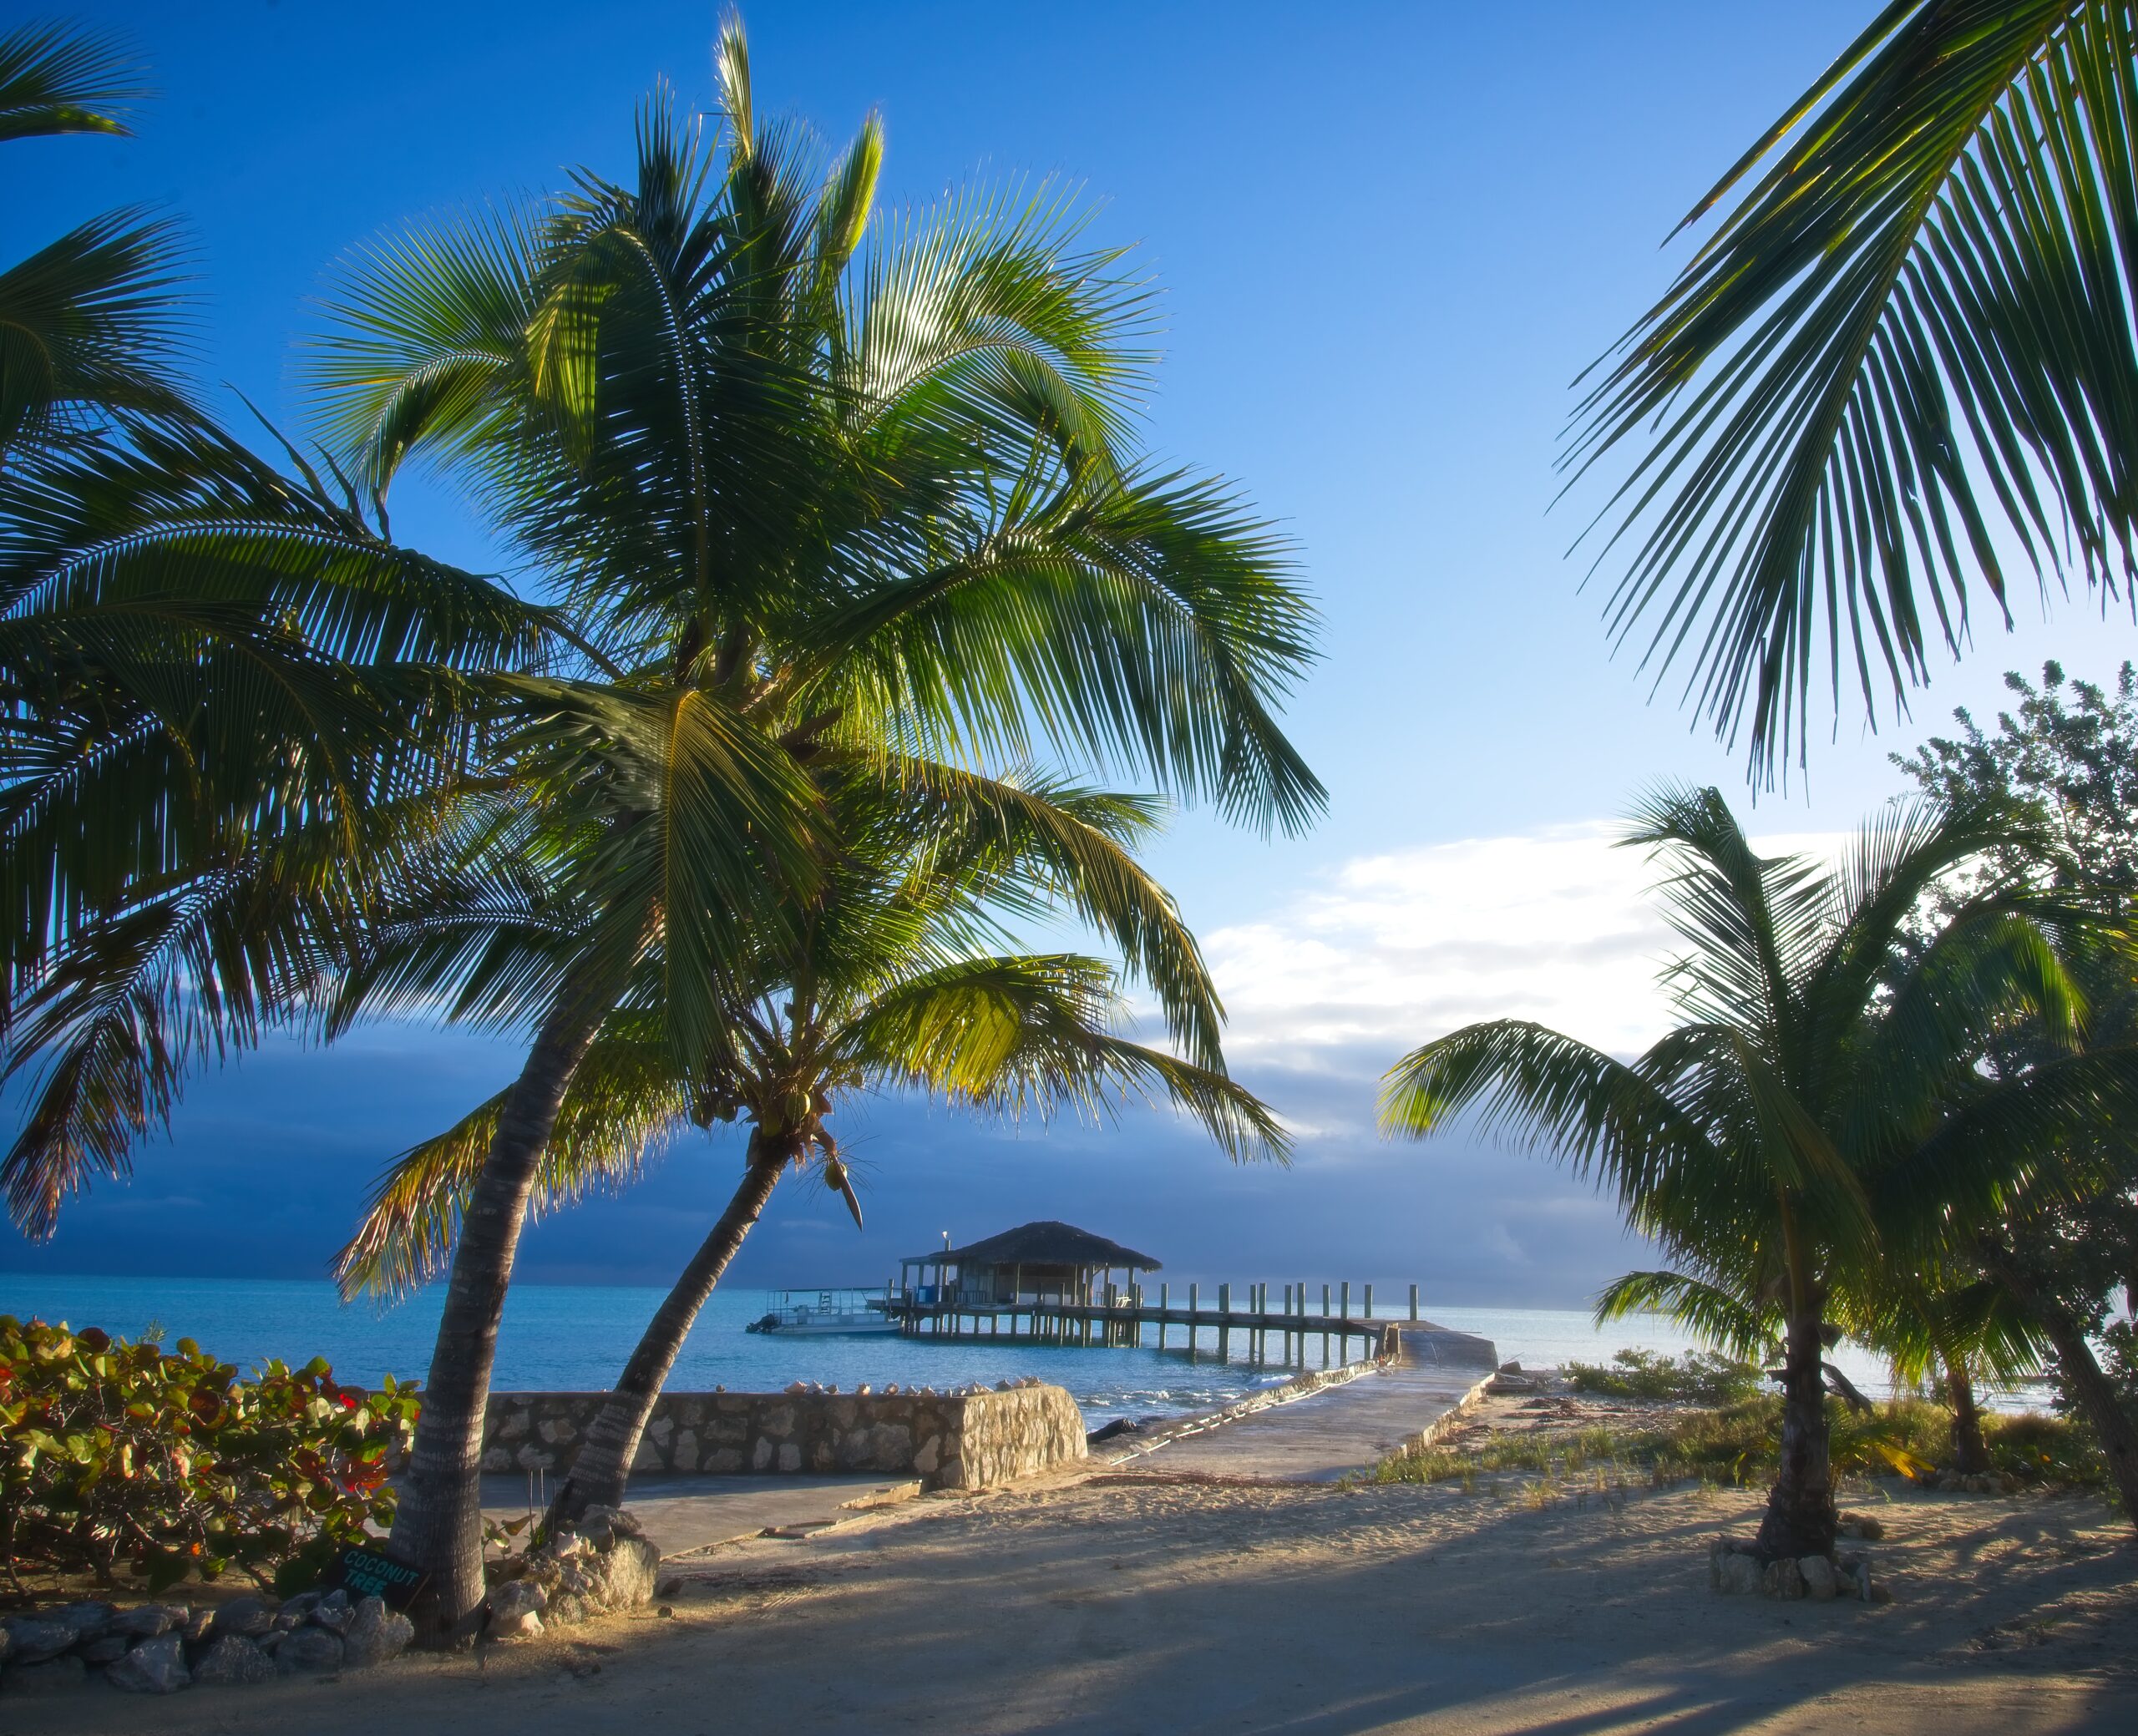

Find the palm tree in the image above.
[
  {"left": 1569, "top": 3, "right": 2138, "bottom": 780},
  {"left": 1380, "top": 787, "right": 2134, "bottom": 1560},
  {"left": 303, "top": 21, "right": 1320, "bottom": 1639},
  {"left": 2, "top": 28, "right": 553, "bottom": 1232},
  {"left": 0, "top": 21, "right": 190, "bottom": 463},
  {"left": 1846, "top": 1268, "right": 2043, "bottom": 1475},
  {"left": 334, "top": 763, "right": 1284, "bottom": 1525}
]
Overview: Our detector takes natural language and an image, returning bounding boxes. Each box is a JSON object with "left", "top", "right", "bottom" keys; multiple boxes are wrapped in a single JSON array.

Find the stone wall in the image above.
[{"left": 482, "top": 1385, "right": 1086, "bottom": 1491}]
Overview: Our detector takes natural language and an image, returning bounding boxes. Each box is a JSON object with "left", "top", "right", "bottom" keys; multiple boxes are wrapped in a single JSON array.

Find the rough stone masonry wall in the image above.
[{"left": 483, "top": 1385, "right": 1086, "bottom": 1491}]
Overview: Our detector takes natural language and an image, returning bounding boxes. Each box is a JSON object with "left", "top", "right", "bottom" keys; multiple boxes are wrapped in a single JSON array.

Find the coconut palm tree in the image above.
[
  {"left": 0, "top": 20, "right": 190, "bottom": 463},
  {"left": 2, "top": 25, "right": 554, "bottom": 1231},
  {"left": 333, "top": 762, "right": 1284, "bottom": 1526},
  {"left": 1380, "top": 787, "right": 2137, "bottom": 1560},
  {"left": 304, "top": 21, "right": 1319, "bottom": 1639},
  {"left": 0, "top": 427, "right": 548, "bottom": 1232},
  {"left": 1569, "top": 3, "right": 2138, "bottom": 780},
  {"left": 1847, "top": 1268, "right": 2044, "bottom": 1475}
]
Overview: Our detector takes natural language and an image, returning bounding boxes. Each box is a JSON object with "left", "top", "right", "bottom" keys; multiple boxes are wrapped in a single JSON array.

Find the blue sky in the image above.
[{"left": 7, "top": 2, "right": 2135, "bottom": 1307}]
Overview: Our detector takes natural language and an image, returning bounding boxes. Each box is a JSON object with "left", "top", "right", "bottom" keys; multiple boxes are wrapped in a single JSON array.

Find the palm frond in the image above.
[
  {"left": 1569, "top": 0, "right": 2138, "bottom": 779},
  {"left": 0, "top": 208, "right": 192, "bottom": 457},
  {"left": 0, "top": 21, "right": 144, "bottom": 142},
  {"left": 1594, "top": 1268, "right": 1781, "bottom": 1362},
  {"left": 333, "top": 1029, "right": 690, "bottom": 1298}
]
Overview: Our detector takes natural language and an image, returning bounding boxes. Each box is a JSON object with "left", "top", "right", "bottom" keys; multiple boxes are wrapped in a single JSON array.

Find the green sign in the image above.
[{"left": 320, "top": 1545, "right": 428, "bottom": 1609}]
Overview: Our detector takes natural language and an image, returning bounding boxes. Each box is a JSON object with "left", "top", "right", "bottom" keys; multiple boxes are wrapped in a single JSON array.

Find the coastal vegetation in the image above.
[
  {"left": 0, "top": 1315, "right": 416, "bottom": 1596},
  {"left": 6, "top": 0, "right": 2138, "bottom": 1677},
  {"left": 287, "top": 20, "right": 1315, "bottom": 1638},
  {"left": 334, "top": 767, "right": 1285, "bottom": 1529},
  {"left": 1381, "top": 786, "right": 2138, "bottom": 1556},
  {"left": 1563, "top": 1348, "right": 1764, "bottom": 1407},
  {"left": 1371, "top": 1396, "right": 2108, "bottom": 1498}
]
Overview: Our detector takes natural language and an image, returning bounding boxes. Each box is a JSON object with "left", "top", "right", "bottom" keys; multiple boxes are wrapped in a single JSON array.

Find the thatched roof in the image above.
[{"left": 931, "top": 1220, "right": 1161, "bottom": 1273}]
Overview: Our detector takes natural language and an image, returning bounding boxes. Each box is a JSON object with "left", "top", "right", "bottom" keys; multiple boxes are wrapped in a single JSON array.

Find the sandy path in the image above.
[{"left": 18, "top": 1467, "right": 2134, "bottom": 1735}]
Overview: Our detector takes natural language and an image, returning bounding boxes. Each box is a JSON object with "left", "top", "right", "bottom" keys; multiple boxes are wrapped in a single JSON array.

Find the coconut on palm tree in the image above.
[
  {"left": 303, "top": 21, "right": 1319, "bottom": 1639},
  {"left": 334, "top": 761, "right": 1284, "bottom": 1526},
  {"left": 1569, "top": 3, "right": 2138, "bottom": 779},
  {"left": 1381, "top": 787, "right": 2138, "bottom": 1559}
]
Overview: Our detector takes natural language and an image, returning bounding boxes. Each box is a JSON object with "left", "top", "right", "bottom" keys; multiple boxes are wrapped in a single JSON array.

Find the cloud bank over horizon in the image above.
[{"left": 1, "top": 819, "right": 1854, "bottom": 1312}]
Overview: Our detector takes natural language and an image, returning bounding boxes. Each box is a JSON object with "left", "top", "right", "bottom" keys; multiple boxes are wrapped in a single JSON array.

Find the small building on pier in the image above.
[{"left": 899, "top": 1221, "right": 1160, "bottom": 1312}]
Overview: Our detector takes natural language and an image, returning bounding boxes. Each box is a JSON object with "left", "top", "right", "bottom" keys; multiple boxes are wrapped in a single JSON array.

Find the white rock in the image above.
[
  {"left": 105, "top": 1634, "right": 190, "bottom": 1694},
  {"left": 342, "top": 1597, "right": 413, "bottom": 1668},
  {"left": 192, "top": 1634, "right": 277, "bottom": 1686}
]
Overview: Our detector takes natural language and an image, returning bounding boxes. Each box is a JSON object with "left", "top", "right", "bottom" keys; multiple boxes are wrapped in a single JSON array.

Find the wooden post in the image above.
[
  {"left": 1218, "top": 1282, "right": 1231, "bottom": 1361},
  {"left": 1159, "top": 1281, "right": 1169, "bottom": 1349},
  {"left": 1364, "top": 1283, "right": 1374, "bottom": 1318},
  {"left": 1410, "top": 1283, "right": 1420, "bottom": 1322}
]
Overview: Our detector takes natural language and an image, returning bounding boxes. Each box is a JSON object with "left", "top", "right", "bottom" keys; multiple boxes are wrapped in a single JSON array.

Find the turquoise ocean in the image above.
[{"left": 0, "top": 1273, "right": 1928, "bottom": 1426}]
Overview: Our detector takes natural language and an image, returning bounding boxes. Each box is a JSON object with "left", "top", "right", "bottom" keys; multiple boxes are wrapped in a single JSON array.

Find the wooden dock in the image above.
[{"left": 886, "top": 1279, "right": 1424, "bottom": 1367}]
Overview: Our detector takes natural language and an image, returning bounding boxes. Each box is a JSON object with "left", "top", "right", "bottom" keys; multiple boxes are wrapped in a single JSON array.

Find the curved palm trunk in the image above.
[
  {"left": 543, "top": 1131, "right": 788, "bottom": 1529},
  {"left": 387, "top": 984, "right": 610, "bottom": 1647},
  {"left": 1986, "top": 1254, "right": 2138, "bottom": 1529},
  {"left": 2034, "top": 1308, "right": 2138, "bottom": 1527},
  {"left": 1755, "top": 1304, "right": 1837, "bottom": 1561},
  {"left": 1942, "top": 1349, "right": 1989, "bottom": 1475}
]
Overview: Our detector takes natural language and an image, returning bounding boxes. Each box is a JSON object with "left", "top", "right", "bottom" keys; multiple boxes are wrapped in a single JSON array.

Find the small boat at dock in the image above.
[{"left": 746, "top": 1287, "right": 899, "bottom": 1336}]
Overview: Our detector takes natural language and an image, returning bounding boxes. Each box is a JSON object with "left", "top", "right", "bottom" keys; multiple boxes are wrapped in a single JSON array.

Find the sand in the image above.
[{"left": 16, "top": 1399, "right": 2137, "bottom": 1734}]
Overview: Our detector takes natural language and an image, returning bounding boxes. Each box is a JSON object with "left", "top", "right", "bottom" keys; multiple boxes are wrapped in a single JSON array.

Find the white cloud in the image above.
[{"left": 1206, "top": 820, "right": 1854, "bottom": 1065}]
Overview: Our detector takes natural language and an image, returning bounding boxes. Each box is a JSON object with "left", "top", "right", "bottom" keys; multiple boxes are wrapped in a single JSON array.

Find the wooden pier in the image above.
[
  {"left": 885, "top": 1278, "right": 1427, "bottom": 1368},
  {"left": 889, "top": 1223, "right": 1431, "bottom": 1369}
]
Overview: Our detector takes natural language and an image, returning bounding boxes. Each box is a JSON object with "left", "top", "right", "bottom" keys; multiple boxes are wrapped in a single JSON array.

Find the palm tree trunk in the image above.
[
  {"left": 386, "top": 984, "right": 610, "bottom": 1647},
  {"left": 1755, "top": 1304, "right": 1837, "bottom": 1561},
  {"left": 1943, "top": 1349, "right": 1989, "bottom": 1475},
  {"left": 1985, "top": 1253, "right": 2138, "bottom": 1529},
  {"left": 543, "top": 1132, "right": 788, "bottom": 1529}
]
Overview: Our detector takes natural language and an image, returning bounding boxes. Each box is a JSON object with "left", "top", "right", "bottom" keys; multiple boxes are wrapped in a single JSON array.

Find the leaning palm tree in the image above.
[
  {"left": 336, "top": 763, "right": 1284, "bottom": 1526},
  {"left": 1, "top": 412, "right": 554, "bottom": 1232},
  {"left": 302, "top": 20, "right": 1319, "bottom": 1640},
  {"left": 2, "top": 24, "right": 555, "bottom": 1230},
  {"left": 1381, "top": 787, "right": 2134, "bottom": 1561},
  {"left": 1569, "top": 3, "right": 2138, "bottom": 780}
]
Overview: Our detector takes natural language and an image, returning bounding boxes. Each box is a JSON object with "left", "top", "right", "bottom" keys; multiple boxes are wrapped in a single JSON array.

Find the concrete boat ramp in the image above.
[
  {"left": 528, "top": 1323, "right": 1499, "bottom": 1561},
  {"left": 1102, "top": 1323, "right": 1500, "bottom": 1482}
]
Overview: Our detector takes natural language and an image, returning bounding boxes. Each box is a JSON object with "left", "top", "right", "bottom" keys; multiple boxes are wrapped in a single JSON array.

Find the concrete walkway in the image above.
[
  {"left": 1112, "top": 1323, "right": 1499, "bottom": 1481},
  {"left": 478, "top": 1471, "right": 921, "bottom": 1560}
]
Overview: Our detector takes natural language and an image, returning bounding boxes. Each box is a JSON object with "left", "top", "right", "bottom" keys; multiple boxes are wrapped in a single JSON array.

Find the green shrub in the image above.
[
  {"left": 0, "top": 1315, "right": 419, "bottom": 1593},
  {"left": 1563, "top": 1347, "right": 1766, "bottom": 1405}
]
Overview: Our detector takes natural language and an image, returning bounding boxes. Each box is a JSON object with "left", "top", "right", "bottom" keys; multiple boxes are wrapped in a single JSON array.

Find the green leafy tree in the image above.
[
  {"left": 1570, "top": 3, "right": 2138, "bottom": 779},
  {"left": 303, "top": 22, "right": 1318, "bottom": 1640},
  {"left": 1893, "top": 661, "right": 2138, "bottom": 1516},
  {"left": 1381, "top": 787, "right": 2130, "bottom": 1559},
  {"left": 336, "top": 765, "right": 1284, "bottom": 1526}
]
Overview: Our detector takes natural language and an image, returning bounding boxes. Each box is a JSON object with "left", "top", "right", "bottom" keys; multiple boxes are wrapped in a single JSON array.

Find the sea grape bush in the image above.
[
  {"left": 0, "top": 1316, "right": 419, "bottom": 1592},
  {"left": 1563, "top": 1348, "right": 1766, "bottom": 1406}
]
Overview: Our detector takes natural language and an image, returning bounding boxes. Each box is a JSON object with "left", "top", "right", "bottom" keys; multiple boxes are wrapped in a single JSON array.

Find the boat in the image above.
[{"left": 745, "top": 1287, "right": 899, "bottom": 1336}]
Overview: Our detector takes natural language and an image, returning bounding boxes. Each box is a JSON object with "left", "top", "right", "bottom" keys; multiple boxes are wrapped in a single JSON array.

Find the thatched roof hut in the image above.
[{"left": 899, "top": 1219, "right": 1160, "bottom": 1307}]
